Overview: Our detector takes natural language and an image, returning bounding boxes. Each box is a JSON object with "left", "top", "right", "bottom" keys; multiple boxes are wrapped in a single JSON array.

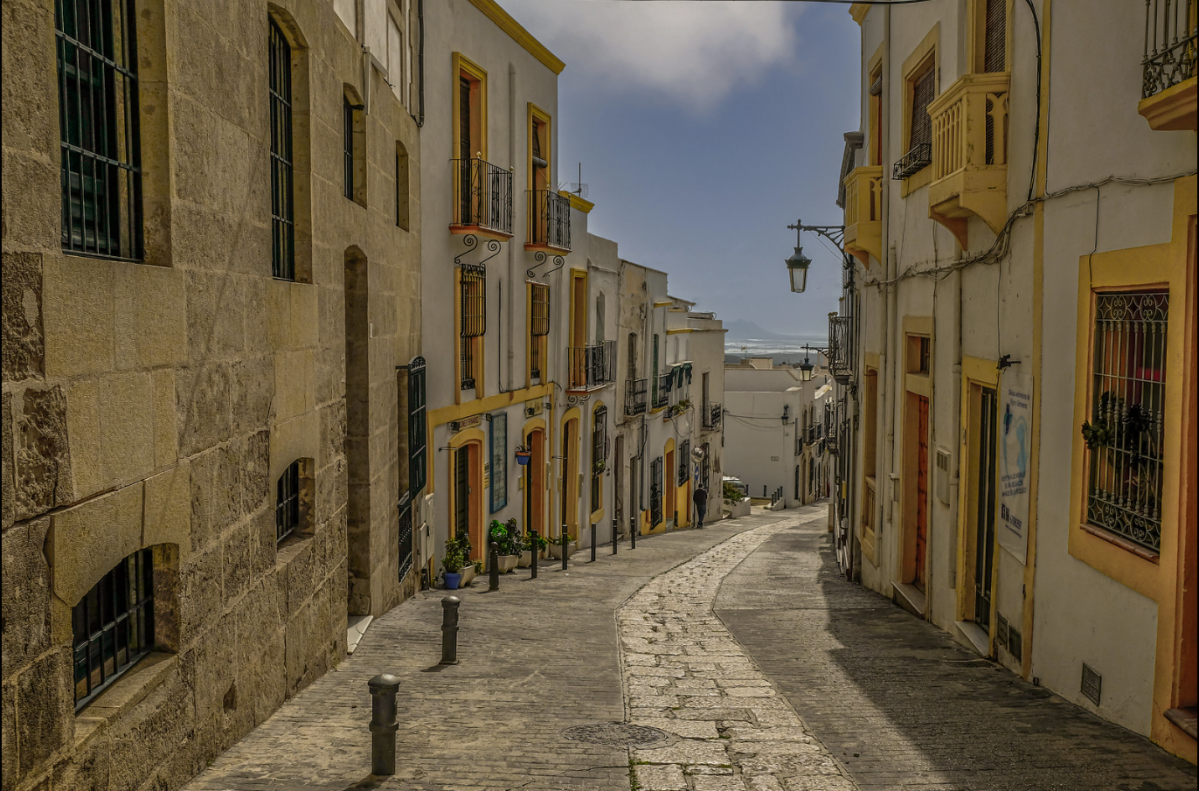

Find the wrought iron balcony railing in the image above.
[
  {"left": 451, "top": 157, "right": 513, "bottom": 236},
  {"left": 828, "top": 313, "right": 854, "bottom": 385},
  {"left": 526, "top": 190, "right": 571, "bottom": 251},
  {"left": 892, "top": 143, "right": 931, "bottom": 180},
  {"left": 653, "top": 374, "right": 671, "bottom": 410},
  {"left": 625, "top": 378, "right": 648, "bottom": 416},
  {"left": 703, "top": 403, "right": 722, "bottom": 430},
  {"left": 567, "top": 341, "right": 615, "bottom": 391},
  {"left": 1143, "top": 0, "right": 1197, "bottom": 99}
]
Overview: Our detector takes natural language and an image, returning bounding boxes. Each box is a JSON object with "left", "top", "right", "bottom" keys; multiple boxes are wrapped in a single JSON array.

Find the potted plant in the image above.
[
  {"left": 489, "top": 520, "right": 521, "bottom": 573},
  {"left": 521, "top": 529, "right": 548, "bottom": 566},
  {"left": 548, "top": 530, "right": 576, "bottom": 559},
  {"left": 441, "top": 537, "right": 465, "bottom": 590},
  {"left": 723, "top": 480, "right": 750, "bottom": 519}
]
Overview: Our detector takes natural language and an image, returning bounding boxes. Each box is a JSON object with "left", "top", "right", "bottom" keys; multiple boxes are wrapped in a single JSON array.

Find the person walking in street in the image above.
[{"left": 692, "top": 485, "right": 708, "bottom": 528}]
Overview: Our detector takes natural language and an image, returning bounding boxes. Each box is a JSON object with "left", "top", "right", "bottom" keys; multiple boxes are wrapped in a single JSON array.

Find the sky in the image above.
[{"left": 500, "top": 0, "right": 862, "bottom": 338}]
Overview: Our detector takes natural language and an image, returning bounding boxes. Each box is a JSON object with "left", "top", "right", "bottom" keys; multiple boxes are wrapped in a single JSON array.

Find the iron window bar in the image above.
[
  {"left": 892, "top": 143, "right": 932, "bottom": 180},
  {"left": 625, "top": 378, "right": 648, "bottom": 416},
  {"left": 527, "top": 189, "right": 572, "bottom": 251},
  {"left": 530, "top": 283, "right": 549, "bottom": 380},
  {"left": 398, "top": 493, "right": 414, "bottom": 581},
  {"left": 343, "top": 97, "right": 357, "bottom": 201},
  {"left": 56, "top": 0, "right": 144, "bottom": 260},
  {"left": 276, "top": 460, "right": 301, "bottom": 542},
  {"left": 653, "top": 374, "right": 671, "bottom": 409},
  {"left": 592, "top": 406, "right": 607, "bottom": 507},
  {"left": 700, "top": 444, "right": 711, "bottom": 490},
  {"left": 828, "top": 313, "right": 854, "bottom": 385},
  {"left": 1143, "top": 0, "right": 1197, "bottom": 98},
  {"left": 650, "top": 457, "right": 664, "bottom": 526},
  {"left": 451, "top": 157, "right": 513, "bottom": 236},
  {"left": 702, "top": 402, "right": 722, "bottom": 430},
  {"left": 460, "top": 264, "right": 486, "bottom": 390},
  {"left": 678, "top": 440, "right": 690, "bottom": 486},
  {"left": 73, "top": 548, "right": 154, "bottom": 710},
  {"left": 269, "top": 18, "right": 295, "bottom": 279},
  {"left": 407, "top": 357, "right": 427, "bottom": 496},
  {"left": 1085, "top": 291, "right": 1168, "bottom": 553},
  {"left": 567, "top": 341, "right": 615, "bottom": 391}
]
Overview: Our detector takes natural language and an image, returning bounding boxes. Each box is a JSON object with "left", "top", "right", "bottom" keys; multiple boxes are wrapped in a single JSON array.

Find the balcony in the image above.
[
  {"left": 892, "top": 143, "right": 931, "bottom": 180},
  {"left": 926, "top": 72, "right": 1010, "bottom": 249},
  {"left": 450, "top": 157, "right": 513, "bottom": 239},
  {"left": 1139, "top": 0, "right": 1197, "bottom": 130},
  {"left": 652, "top": 373, "right": 670, "bottom": 410},
  {"left": 843, "top": 166, "right": 883, "bottom": 265},
  {"left": 567, "top": 341, "right": 615, "bottom": 392},
  {"left": 625, "top": 378, "right": 648, "bottom": 416},
  {"left": 703, "top": 402, "right": 722, "bottom": 431},
  {"left": 526, "top": 190, "right": 571, "bottom": 253},
  {"left": 828, "top": 312, "right": 854, "bottom": 386}
]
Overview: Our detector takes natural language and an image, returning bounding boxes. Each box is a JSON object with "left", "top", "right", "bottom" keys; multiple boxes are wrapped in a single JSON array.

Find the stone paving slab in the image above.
[
  {"left": 715, "top": 517, "right": 1199, "bottom": 791},
  {"left": 618, "top": 512, "right": 858, "bottom": 791},
  {"left": 181, "top": 513, "right": 783, "bottom": 791}
]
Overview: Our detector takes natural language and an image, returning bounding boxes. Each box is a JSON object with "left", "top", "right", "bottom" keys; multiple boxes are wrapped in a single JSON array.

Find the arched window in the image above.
[{"left": 73, "top": 548, "right": 155, "bottom": 709}]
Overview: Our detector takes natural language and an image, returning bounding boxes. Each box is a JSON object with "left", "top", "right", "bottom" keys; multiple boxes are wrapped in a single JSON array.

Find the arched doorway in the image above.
[
  {"left": 450, "top": 435, "right": 485, "bottom": 562},
  {"left": 523, "top": 422, "right": 546, "bottom": 541}
]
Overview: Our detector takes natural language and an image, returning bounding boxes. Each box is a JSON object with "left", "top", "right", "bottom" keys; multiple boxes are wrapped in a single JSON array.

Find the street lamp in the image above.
[
  {"left": 784, "top": 219, "right": 846, "bottom": 294},
  {"left": 798, "top": 344, "right": 815, "bottom": 382}
]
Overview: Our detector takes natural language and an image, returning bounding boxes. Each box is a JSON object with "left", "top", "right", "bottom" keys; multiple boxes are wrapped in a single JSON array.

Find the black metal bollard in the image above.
[
  {"left": 612, "top": 517, "right": 618, "bottom": 555},
  {"left": 368, "top": 674, "right": 401, "bottom": 776},
  {"left": 561, "top": 527, "right": 569, "bottom": 571},
  {"left": 530, "top": 529, "right": 538, "bottom": 579},
  {"left": 591, "top": 521, "right": 597, "bottom": 562},
  {"left": 488, "top": 541, "right": 500, "bottom": 591},
  {"left": 631, "top": 517, "right": 636, "bottom": 549},
  {"left": 440, "top": 595, "right": 460, "bottom": 665}
]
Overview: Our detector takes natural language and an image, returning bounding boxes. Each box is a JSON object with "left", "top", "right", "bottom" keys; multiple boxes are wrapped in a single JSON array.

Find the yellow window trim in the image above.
[
  {"left": 568, "top": 269, "right": 588, "bottom": 349},
  {"left": 452, "top": 53, "right": 488, "bottom": 162},
  {"left": 465, "top": 0, "right": 565, "bottom": 75},
  {"left": 527, "top": 103, "right": 552, "bottom": 195},
  {"left": 900, "top": 24, "right": 939, "bottom": 198}
]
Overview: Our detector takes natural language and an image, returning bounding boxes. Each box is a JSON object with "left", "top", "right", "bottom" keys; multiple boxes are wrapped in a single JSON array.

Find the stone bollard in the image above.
[
  {"left": 368, "top": 674, "right": 400, "bottom": 776},
  {"left": 612, "top": 517, "right": 618, "bottom": 555},
  {"left": 440, "top": 596, "right": 460, "bottom": 665},
  {"left": 530, "top": 529, "right": 538, "bottom": 579},
  {"left": 591, "top": 520, "right": 597, "bottom": 563},
  {"left": 561, "top": 526, "right": 569, "bottom": 571},
  {"left": 488, "top": 541, "right": 500, "bottom": 591}
]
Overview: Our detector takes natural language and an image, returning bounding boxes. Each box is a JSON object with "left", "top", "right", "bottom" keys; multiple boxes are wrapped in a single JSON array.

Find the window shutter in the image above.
[
  {"left": 984, "top": 0, "right": 1006, "bottom": 73},
  {"left": 910, "top": 67, "right": 936, "bottom": 149}
]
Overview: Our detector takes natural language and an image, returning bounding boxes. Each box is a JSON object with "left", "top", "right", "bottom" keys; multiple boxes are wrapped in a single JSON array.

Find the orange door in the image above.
[
  {"left": 915, "top": 396, "right": 930, "bottom": 591},
  {"left": 529, "top": 429, "right": 544, "bottom": 538}
]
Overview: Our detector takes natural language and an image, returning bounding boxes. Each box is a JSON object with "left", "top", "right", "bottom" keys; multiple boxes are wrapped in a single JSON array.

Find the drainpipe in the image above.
[
  {"left": 506, "top": 62, "right": 517, "bottom": 392},
  {"left": 878, "top": 2, "right": 894, "bottom": 566}
]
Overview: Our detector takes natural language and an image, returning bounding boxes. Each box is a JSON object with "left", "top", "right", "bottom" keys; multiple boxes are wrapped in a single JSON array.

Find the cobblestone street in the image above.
[{"left": 181, "top": 508, "right": 1197, "bottom": 791}]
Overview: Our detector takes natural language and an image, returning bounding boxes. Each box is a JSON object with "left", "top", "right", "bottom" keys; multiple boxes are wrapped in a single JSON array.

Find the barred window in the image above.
[
  {"left": 1085, "top": 291, "right": 1168, "bottom": 553},
  {"left": 910, "top": 65, "right": 936, "bottom": 151},
  {"left": 678, "top": 440, "right": 690, "bottom": 486},
  {"left": 269, "top": 19, "right": 295, "bottom": 279},
  {"left": 344, "top": 96, "right": 355, "bottom": 200},
  {"left": 700, "top": 443, "right": 710, "bottom": 490},
  {"left": 408, "top": 357, "right": 427, "bottom": 495},
  {"left": 57, "top": 0, "right": 143, "bottom": 260},
  {"left": 460, "top": 265, "right": 485, "bottom": 390},
  {"left": 592, "top": 406, "right": 607, "bottom": 509},
  {"left": 276, "top": 460, "right": 301, "bottom": 542},
  {"left": 73, "top": 548, "right": 154, "bottom": 709},
  {"left": 650, "top": 456, "right": 664, "bottom": 526},
  {"left": 531, "top": 283, "right": 550, "bottom": 336}
]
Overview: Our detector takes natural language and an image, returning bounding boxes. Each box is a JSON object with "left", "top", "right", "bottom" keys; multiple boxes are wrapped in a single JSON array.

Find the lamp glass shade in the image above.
[
  {"left": 786, "top": 248, "right": 811, "bottom": 293},
  {"left": 799, "top": 358, "right": 814, "bottom": 381}
]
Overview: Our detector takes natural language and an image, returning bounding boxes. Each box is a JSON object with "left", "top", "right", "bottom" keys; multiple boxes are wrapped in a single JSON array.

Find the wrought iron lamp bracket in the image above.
[
  {"left": 454, "top": 234, "right": 503, "bottom": 268},
  {"left": 527, "top": 250, "right": 565, "bottom": 280},
  {"left": 567, "top": 393, "right": 590, "bottom": 407},
  {"left": 787, "top": 222, "right": 846, "bottom": 256}
]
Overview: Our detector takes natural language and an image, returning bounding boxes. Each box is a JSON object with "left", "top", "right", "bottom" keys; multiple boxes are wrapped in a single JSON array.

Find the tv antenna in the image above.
[{"left": 559, "top": 162, "right": 587, "bottom": 198}]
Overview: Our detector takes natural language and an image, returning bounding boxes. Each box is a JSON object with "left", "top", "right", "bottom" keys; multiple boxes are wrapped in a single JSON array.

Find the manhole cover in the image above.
[{"left": 562, "top": 722, "right": 670, "bottom": 747}]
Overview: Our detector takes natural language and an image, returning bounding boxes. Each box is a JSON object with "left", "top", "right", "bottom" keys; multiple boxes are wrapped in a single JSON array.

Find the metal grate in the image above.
[
  {"left": 460, "top": 265, "right": 485, "bottom": 390},
  {"left": 269, "top": 19, "right": 294, "bottom": 279},
  {"left": 73, "top": 548, "right": 154, "bottom": 709},
  {"left": 650, "top": 457, "right": 663, "bottom": 526},
  {"left": 530, "top": 283, "right": 550, "bottom": 336},
  {"left": 625, "top": 378, "right": 648, "bottom": 416},
  {"left": 276, "top": 459, "right": 301, "bottom": 542},
  {"left": 398, "top": 493, "right": 413, "bottom": 581},
  {"left": 527, "top": 190, "right": 571, "bottom": 251},
  {"left": 1086, "top": 291, "right": 1167, "bottom": 552},
  {"left": 1143, "top": 0, "right": 1198, "bottom": 98},
  {"left": 678, "top": 440, "right": 690, "bottom": 486},
  {"left": 984, "top": 0, "right": 1006, "bottom": 72},
  {"left": 592, "top": 406, "right": 608, "bottom": 509},
  {"left": 56, "top": 0, "right": 143, "bottom": 260},
  {"left": 451, "top": 157, "right": 513, "bottom": 235},
  {"left": 1081, "top": 663, "right": 1102, "bottom": 705},
  {"left": 407, "top": 356, "right": 427, "bottom": 495},
  {"left": 700, "top": 443, "right": 710, "bottom": 490}
]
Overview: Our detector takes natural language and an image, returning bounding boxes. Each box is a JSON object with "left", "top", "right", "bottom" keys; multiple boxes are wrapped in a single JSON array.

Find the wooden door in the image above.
[
  {"left": 528, "top": 429, "right": 544, "bottom": 539},
  {"left": 915, "top": 396, "right": 930, "bottom": 591}
]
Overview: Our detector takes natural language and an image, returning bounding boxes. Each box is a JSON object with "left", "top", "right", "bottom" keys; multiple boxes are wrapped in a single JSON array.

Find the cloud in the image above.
[{"left": 500, "top": 0, "right": 801, "bottom": 111}]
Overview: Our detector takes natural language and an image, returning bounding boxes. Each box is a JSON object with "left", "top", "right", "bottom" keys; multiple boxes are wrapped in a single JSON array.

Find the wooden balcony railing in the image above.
[
  {"left": 926, "top": 72, "right": 1010, "bottom": 248},
  {"left": 844, "top": 165, "right": 883, "bottom": 265},
  {"left": 1139, "top": 0, "right": 1197, "bottom": 130},
  {"left": 450, "top": 157, "right": 513, "bottom": 238}
]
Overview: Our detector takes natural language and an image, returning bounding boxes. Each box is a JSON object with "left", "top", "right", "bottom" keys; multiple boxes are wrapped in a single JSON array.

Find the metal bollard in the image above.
[
  {"left": 368, "top": 674, "right": 400, "bottom": 776},
  {"left": 612, "top": 517, "right": 618, "bottom": 555},
  {"left": 591, "top": 521, "right": 597, "bottom": 562},
  {"left": 440, "top": 596, "right": 460, "bottom": 665},
  {"left": 631, "top": 517, "right": 636, "bottom": 549},
  {"left": 489, "top": 541, "right": 500, "bottom": 591},
  {"left": 561, "top": 526, "right": 569, "bottom": 571},
  {"left": 530, "top": 529, "right": 538, "bottom": 579}
]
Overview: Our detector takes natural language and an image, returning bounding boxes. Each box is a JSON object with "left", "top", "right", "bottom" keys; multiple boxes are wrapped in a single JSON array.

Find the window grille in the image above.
[
  {"left": 1086, "top": 291, "right": 1168, "bottom": 552},
  {"left": 984, "top": 0, "right": 1006, "bottom": 72},
  {"left": 408, "top": 356, "right": 427, "bottom": 495},
  {"left": 343, "top": 96, "right": 355, "bottom": 200},
  {"left": 700, "top": 443, "right": 710, "bottom": 490},
  {"left": 56, "top": 0, "right": 143, "bottom": 260},
  {"left": 910, "top": 66, "right": 936, "bottom": 151},
  {"left": 269, "top": 19, "right": 295, "bottom": 279},
  {"left": 398, "top": 492, "right": 413, "bottom": 581},
  {"left": 592, "top": 406, "right": 607, "bottom": 508},
  {"left": 73, "top": 548, "right": 154, "bottom": 709},
  {"left": 530, "top": 283, "right": 549, "bottom": 379},
  {"left": 276, "top": 459, "right": 301, "bottom": 542},
  {"left": 460, "top": 265, "right": 485, "bottom": 390},
  {"left": 650, "top": 457, "right": 663, "bottom": 526},
  {"left": 678, "top": 440, "right": 690, "bottom": 486}
]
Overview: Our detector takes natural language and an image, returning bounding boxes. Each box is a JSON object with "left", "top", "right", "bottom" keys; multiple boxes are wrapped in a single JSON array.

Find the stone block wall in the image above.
[{"left": 0, "top": 0, "right": 423, "bottom": 788}]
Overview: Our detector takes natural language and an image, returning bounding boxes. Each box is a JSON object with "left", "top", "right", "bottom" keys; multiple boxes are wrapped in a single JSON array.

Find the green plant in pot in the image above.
[
  {"left": 441, "top": 537, "right": 466, "bottom": 590},
  {"left": 723, "top": 481, "right": 745, "bottom": 503}
]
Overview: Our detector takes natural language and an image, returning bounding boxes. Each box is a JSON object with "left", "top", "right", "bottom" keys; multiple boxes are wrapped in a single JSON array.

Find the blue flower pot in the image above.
[{"left": 444, "top": 572, "right": 462, "bottom": 590}]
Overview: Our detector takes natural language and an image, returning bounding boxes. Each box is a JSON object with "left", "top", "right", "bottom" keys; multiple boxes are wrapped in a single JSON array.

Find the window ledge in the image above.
[
  {"left": 74, "top": 651, "right": 175, "bottom": 750},
  {"left": 1079, "top": 522, "right": 1160, "bottom": 564}
]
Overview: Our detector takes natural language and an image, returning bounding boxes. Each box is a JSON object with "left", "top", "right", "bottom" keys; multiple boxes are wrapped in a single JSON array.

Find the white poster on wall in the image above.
[{"left": 998, "top": 370, "right": 1033, "bottom": 563}]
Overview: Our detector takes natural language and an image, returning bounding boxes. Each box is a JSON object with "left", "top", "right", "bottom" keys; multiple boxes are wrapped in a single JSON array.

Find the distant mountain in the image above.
[{"left": 724, "top": 319, "right": 805, "bottom": 340}]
